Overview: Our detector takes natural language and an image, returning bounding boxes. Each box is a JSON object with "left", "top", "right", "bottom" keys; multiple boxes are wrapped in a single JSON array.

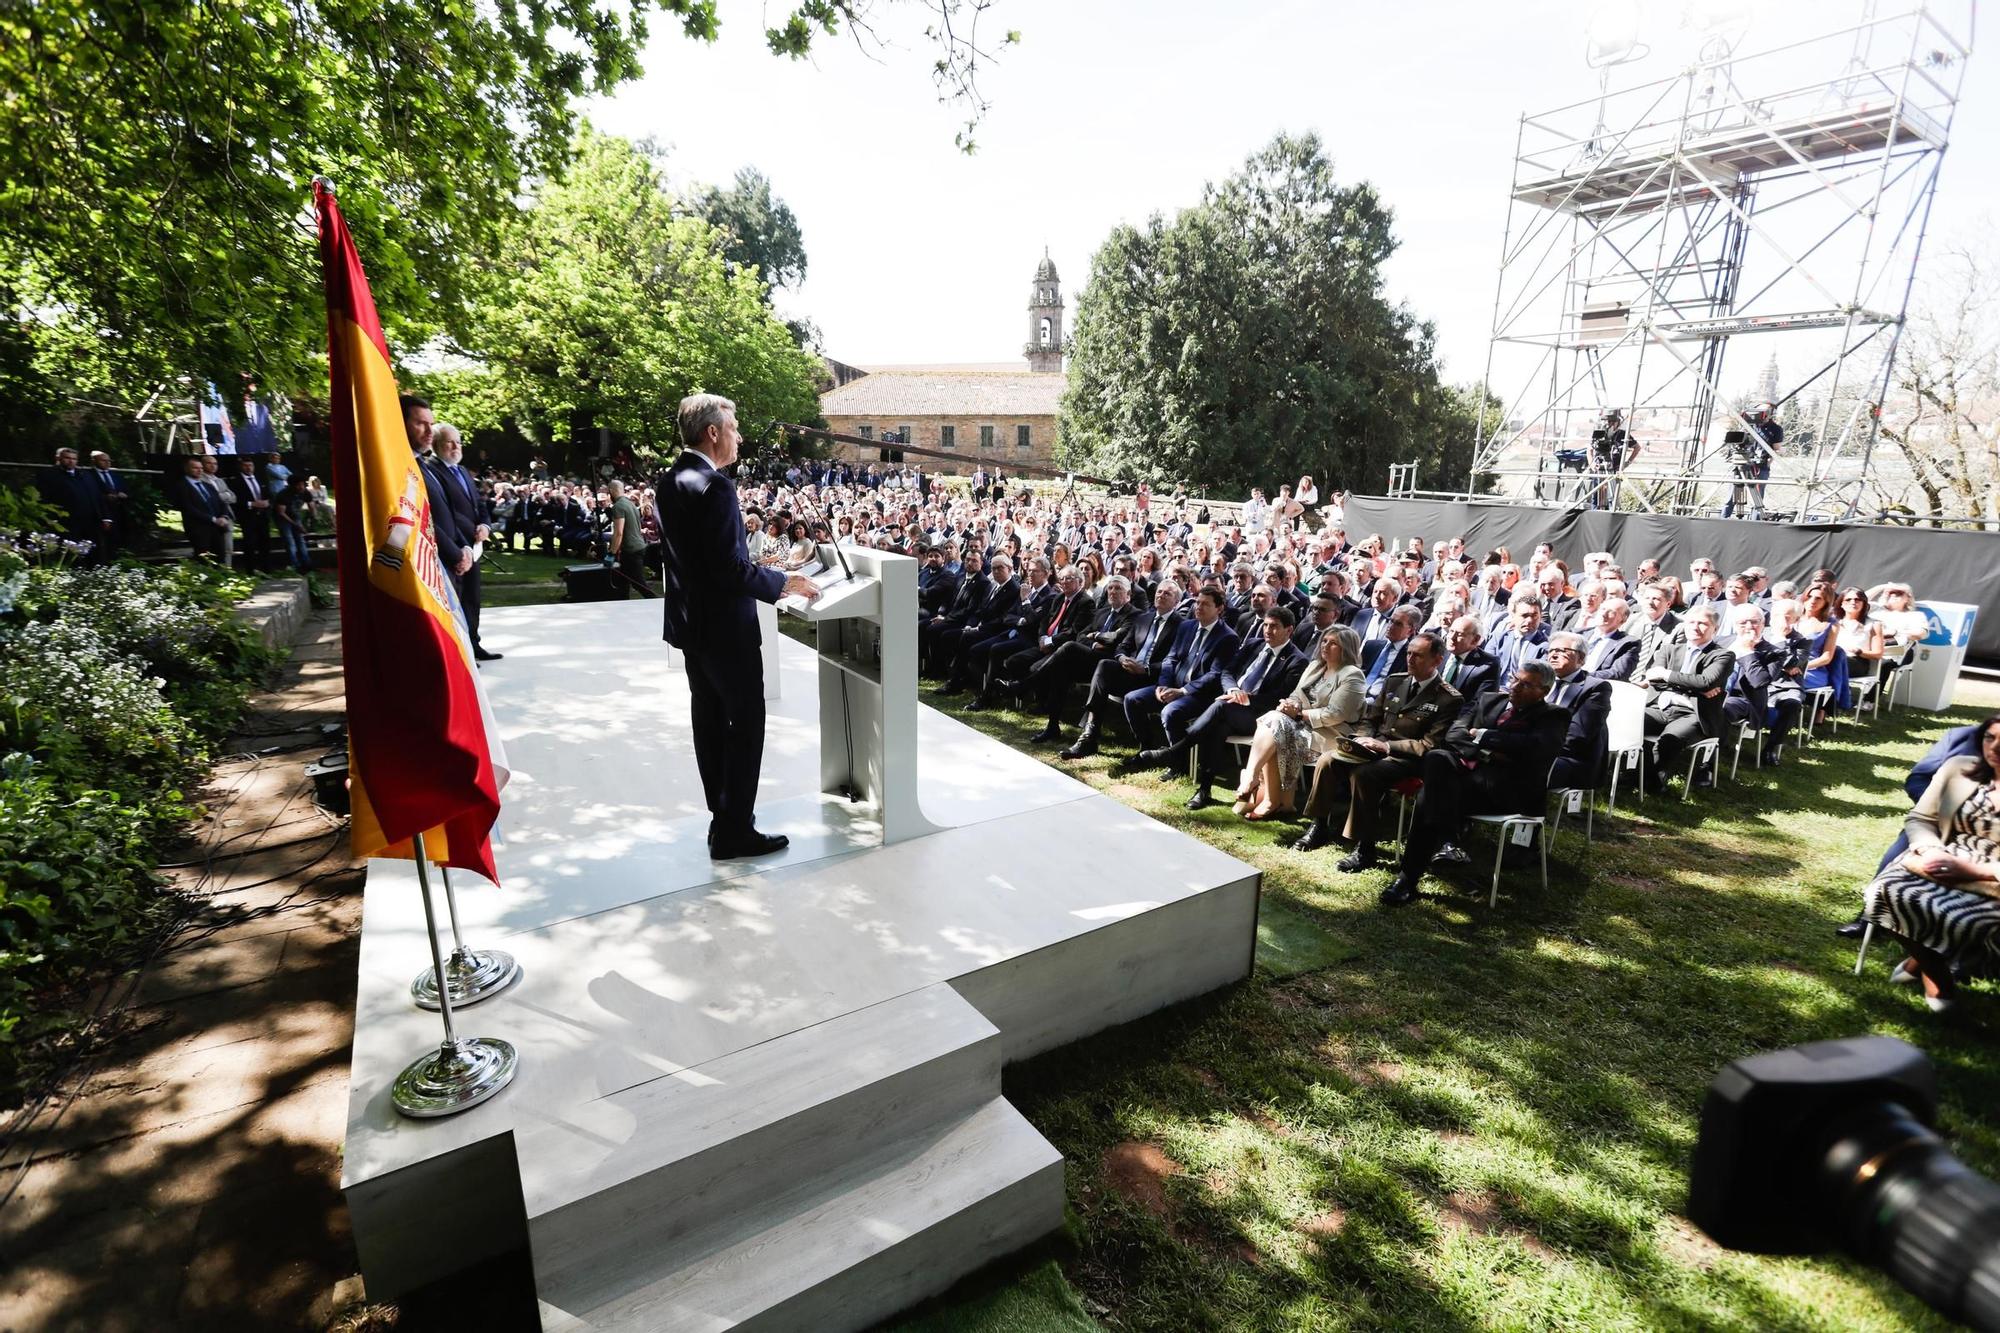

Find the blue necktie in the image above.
[
  {"left": 1240, "top": 648, "right": 1271, "bottom": 695},
  {"left": 453, "top": 465, "right": 472, "bottom": 498}
]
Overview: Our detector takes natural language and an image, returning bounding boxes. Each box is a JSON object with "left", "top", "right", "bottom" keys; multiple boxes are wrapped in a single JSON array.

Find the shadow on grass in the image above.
[{"left": 940, "top": 677, "right": 1993, "bottom": 1331}]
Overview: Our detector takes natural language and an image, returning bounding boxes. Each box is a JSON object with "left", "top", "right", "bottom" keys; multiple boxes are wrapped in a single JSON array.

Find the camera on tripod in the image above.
[
  {"left": 1722, "top": 429, "right": 1763, "bottom": 466},
  {"left": 1690, "top": 1035, "right": 2000, "bottom": 1330}
]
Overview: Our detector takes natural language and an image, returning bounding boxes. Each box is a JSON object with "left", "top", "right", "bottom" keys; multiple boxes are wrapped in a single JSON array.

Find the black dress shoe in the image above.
[
  {"left": 1033, "top": 722, "right": 1062, "bottom": 743},
  {"left": 963, "top": 694, "right": 991, "bottom": 711},
  {"left": 1059, "top": 733, "right": 1099, "bottom": 761},
  {"left": 1294, "top": 820, "right": 1334, "bottom": 852},
  {"left": 1834, "top": 918, "right": 1867, "bottom": 939},
  {"left": 1380, "top": 874, "right": 1421, "bottom": 906},
  {"left": 1134, "top": 747, "right": 1169, "bottom": 768},
  {"left": 474, "top": 647, "right": 503, "bottom": 661},
  {"left": 1432, "top": 842, "right": 1470, "bottom": 866},
  {"left": 1760, "top": 747, "right": 1783, "bottom": 768},
  {"left": 1185, "top": 788, "right": 1216, "bottom": 812},
  {"left": 1336, "top": 847, "right": 1378, "bottom": 873},
  {"left": 711, "top": 829, "right": 790, "bottom": 859}
]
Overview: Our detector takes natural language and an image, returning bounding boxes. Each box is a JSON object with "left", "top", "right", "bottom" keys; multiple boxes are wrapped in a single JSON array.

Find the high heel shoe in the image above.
[{"left": 1891, "top": 957, "right": 1919, "bottom": 985}]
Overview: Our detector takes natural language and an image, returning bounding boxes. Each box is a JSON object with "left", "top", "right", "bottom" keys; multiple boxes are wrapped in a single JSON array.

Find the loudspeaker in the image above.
[{"left": 561, "top": 563, "right": 618, "bottom": 602}]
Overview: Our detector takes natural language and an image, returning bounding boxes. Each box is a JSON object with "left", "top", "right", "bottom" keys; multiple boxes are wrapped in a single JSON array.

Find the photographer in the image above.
[
  {"left": 1588, "top": 408, "right": 1637, "bottom": 510},
  {"left": 1723, "top": 402, "right": 1783, "bottom": 519}
]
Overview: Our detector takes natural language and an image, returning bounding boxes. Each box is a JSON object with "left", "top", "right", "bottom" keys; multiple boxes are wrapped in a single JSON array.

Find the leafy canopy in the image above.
[
  {"left": 1058, "top": 132, "right": 1478, "bottom": 495},
  {"left": 692, "top": 168, "right": 810, "bottom": 296},
  {"left": 0, "top": 0, "right": 1008, "bottom": 410},
  {"left": 450, "top": 128, "right": 822, "bottom": 460}
]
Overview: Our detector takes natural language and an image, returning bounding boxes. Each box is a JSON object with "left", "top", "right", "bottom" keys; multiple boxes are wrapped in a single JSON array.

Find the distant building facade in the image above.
[{"left": 818, "top": 255, "right": 1066, "bottom": 470}]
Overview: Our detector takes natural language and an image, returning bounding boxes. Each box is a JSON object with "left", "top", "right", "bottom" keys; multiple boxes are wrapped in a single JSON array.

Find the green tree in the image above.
[
  {"left": 693, "top": 168, "right": 809, "bottom": 294},
  {"left": 0, "top": 0, "right": 1010, "bottom": 414},
  {"left": 1058, "top": 132, "right": 1467, "bottom": 495},
  {"left": 459, "top": 127, "right": 821, "bottom": 461}
]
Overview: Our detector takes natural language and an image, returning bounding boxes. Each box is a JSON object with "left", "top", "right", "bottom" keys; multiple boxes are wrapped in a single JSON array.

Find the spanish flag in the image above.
[{"left": 315, "top": 180, "right": 508, "bottom": 880}]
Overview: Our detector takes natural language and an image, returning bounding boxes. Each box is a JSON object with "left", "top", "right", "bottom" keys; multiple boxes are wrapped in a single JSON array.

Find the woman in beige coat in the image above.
[
  {"left": 1862, "top": 714, "right": 2000, "bottom": 1011},
  {"left": 1235, "top": 625, "right": 1366, "bottom": 820}
]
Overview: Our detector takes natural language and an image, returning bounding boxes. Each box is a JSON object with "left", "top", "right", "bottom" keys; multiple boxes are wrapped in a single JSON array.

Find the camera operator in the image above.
[
  {"left": 1723, "top": 402, "right": 1783, "bottom": 520},
  {"left": 1589, "top": 408, "right": 1637, "bottom": 510}
]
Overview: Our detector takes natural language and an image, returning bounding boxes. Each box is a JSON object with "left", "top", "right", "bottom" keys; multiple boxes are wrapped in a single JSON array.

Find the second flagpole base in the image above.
[
  {"left": 390, "top": 1036, "right": 518, "bottom": 1119},
  {"left": 411, "top": 948, "right": 521, "bottom": 1011}
]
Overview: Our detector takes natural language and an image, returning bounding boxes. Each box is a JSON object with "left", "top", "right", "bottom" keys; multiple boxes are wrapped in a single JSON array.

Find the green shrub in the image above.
[{"left": 0, "top": 552, "right": 271, "bottom": 1101}]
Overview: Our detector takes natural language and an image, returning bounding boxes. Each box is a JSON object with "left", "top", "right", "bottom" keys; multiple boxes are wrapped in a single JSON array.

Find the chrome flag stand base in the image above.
[
  {"left": 392, "top": 844, "right": 518, "bottom": 1119},
  {"left": 391, "top": 1035, "right": 518, "bottom": 1119},
  {"left": 411, "top": 946, "right": 519, "bottom": 1011},
  {"left": 409, "top": 864, "right": 521, "bottom": 1010}
]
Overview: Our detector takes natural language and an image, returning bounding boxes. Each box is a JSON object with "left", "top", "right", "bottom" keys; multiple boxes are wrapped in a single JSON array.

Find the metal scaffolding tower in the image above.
[{"left": 1469, "top": 4, "right": 1973, "bottom": 521}]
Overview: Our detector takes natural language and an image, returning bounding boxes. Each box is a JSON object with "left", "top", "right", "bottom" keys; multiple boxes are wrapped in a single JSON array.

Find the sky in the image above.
[{"left": 588, "top": 0, "right": 1993, "bottom": 394}]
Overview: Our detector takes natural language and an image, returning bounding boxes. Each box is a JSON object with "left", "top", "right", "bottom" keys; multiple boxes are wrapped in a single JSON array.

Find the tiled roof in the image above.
[{"left": 819, "top": 369, "right": 1064, "bottom": 418}]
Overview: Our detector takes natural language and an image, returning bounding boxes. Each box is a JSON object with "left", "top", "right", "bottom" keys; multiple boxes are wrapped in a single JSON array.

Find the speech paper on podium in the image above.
[{"left": 777, "top": 563, "right": 853, "bottom": 616}]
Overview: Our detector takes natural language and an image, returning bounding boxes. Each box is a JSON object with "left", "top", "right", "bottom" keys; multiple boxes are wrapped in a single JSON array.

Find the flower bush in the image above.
[{"left": 0, "top": 547, "right": 271, "bottom": 1101}]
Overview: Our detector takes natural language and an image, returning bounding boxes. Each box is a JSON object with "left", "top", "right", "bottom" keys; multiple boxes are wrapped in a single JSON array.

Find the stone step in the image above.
[
  {"left": 521, "top": 983, "right": 1005, "bottom": 1308},
  {"left": 536, "top": 1095, "right": 1063, "bottom": 1332}
]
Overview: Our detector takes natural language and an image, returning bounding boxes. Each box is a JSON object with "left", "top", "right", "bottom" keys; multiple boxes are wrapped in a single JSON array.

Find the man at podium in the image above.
[{"left": 658, "top": 394, "right": 820, "bottom": 858}]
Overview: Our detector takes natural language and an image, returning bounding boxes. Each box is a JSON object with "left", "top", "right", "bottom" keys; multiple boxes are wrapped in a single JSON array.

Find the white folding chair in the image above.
[
  {"left": 1729, "top": 717, "right": 1765, "bottom": 780},
  {"left": 1883, "top": 644, "right": 1917, "bottom": 713},
  {"left": 1838, "top": 667, "right": 1881, "bottom": 731},
  {"left": 1682, "top": 736, "right": 1721, "bottom": 801},
  {"left": 1801, "top": 686, "right": 1835, "bottom": 745},
  {"left": 1603, "top": 680, "right": 1648, "bottom": 818}
]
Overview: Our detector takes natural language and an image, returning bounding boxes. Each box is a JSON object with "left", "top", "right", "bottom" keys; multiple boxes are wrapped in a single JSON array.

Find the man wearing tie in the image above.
[
  {"left": 1346, "top": 577, "right": 1401, "bottom": 645},
  {"left": 35, "top": 448, "right": 112, "bottom": 557},
  {"left": 223, "top": 456, "right": 276, "bottom": 572},
  {"left": 1543, "top": 631, "right": 1614, "bottom": 791},
  {"left": 176, "top": 456, "right": 233, "bottom": 562},
  {"left": 86, "top": 451, "right": 129, "bottom": 557},
  {"left": 1485, "top": 596, "right": 1550, "bottom": 690},
  {"left": 656, "top": 394, "right": 821, "bottom": 858},
  {"left": 1636, "top": 605, "right": 1732, "bottom": 787},
  {"left": 1122, "top": 587, "right": 1238, "bottom": 757},
  {"left": 1145, "top": 608, "right": 1308, "bottom": 810},
  {"left": 1360, "top": 607, "right": 1421, "bottom": 698},
  {"left": 1582, "top": 597, "right": 1641, "bottom": 681},
  {"left": 1381, "top": 661, "right": 1569, "bottom": 906},
  {"left": 1437, "top": 615, "right": 1499, "bottom": 698},
  {"left": 432, "top": 424, "right": 500, "bottom": 661},
  {"left": 1061, "top": 581, "right": 1184, "bottom": 758},
  {"left": 1024, "top": 574, "right": 1139, "bottom": 744}
]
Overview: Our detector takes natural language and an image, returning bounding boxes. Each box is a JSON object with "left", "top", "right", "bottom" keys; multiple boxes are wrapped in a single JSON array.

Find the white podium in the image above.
[{"left": 782, "top": 545, "right": 942, "bottom": 845}]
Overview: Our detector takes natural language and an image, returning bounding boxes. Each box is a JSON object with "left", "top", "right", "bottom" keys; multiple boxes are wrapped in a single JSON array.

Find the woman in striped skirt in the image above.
[{"left": 1863, "top": 714, "right": 2000, "bottom": 1011}]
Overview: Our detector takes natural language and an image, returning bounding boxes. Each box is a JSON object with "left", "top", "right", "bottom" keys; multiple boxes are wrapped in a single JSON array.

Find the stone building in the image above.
[{"left": 819, "top": 254, "right": 1066, "bottom": 470}]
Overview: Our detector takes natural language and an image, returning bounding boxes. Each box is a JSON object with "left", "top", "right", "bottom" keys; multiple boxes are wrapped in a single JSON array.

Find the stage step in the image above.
[
  {"left": 536, "top": 1095, "right": 1063, "bottom": 1332},
  {"left": 523, "top": 983, "right": 1062, "bottom": 1329}
]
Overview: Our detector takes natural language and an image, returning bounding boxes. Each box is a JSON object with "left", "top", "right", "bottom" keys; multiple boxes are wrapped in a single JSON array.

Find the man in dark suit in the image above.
[
  {"left": 1544, "top": 631, "right": 1614, "bottom": 792},
  {"left": 1298, "top": 629, "right": 1461, "bottom": 859},
  {"left": 1381, "top": 662, "right": 1569, "bottom": 906},
  {"left": 225, "top": 455, "right": 275, "bottom": 572},
  {"left": 1292, "top": 594, "right": 1342, "bottom": 656},
  {"left": 1145, "top": 607, "right": 1308, "bottom": 810},
  {"left": 1025, "top": 574, "right": 1138, "bottom": 743},
  {"left": 1061, "top": 581, "right": 1183, "bottom": 758},
  {"left": 656, "top": 394, "right": 820, "bottom": 859},
  {"left": 921, "top": 549, "right": 990, "bottom": 674},
  {"left": 933, "top": 555, "right": 1017, "bottom": 684},
  {"left": 175, "top": 455, "right": 233, "bottom": 561},
  {"left": 85, "top": 451, "right": 130, "bottom": 557},
  {"left": 36, "top": 448, "right": 112, "bottom": 555},
  {"left": 950, "top": 557, "right": 1056, "bottom": 697},
  {"left": 1345, "top": 577, "right": 1401, "bottom": 646},
  {"left": 917, "top": 545, "right": 960, "bottom": 619},
  {"left": 1582, "top": 597, "right": 1641, "bottom": 681},
  {"left": 1122, "top": 587, "right": 1238, "bottom": 756},
  {"left": 1485, "top": 597, "right": 1550, "bottom": 688},
  {"left": 1360, "top": 606, "right": 1423, "bottom": 698},
  {"left": 979, "top": 566, "right": 1096, "bottom": 710},
  {"left": 1439, "top": 615, "right": 1499, "bottom": 697},
  {"left": 1639, "top": 604, "right": 1732, "bottom": 787}
]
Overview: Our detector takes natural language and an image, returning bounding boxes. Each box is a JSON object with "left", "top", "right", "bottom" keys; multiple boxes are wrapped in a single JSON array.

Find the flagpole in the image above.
[
  {"left": 410, "top": 864, "right": 521, "bottom": 1010},
  {"left": 390, "top": 838, "right": 518, "bottom": 1119}
]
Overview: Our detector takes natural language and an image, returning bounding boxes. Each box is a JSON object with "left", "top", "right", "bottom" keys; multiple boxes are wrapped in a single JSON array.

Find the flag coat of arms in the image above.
[{"left": 315, "top": 180, "right": 509, "bottom": 880}]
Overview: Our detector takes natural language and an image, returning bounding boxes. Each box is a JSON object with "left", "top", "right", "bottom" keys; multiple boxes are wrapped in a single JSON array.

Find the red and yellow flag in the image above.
[{"left": 315, "top": 180, "right": 507, "bottom": 880}]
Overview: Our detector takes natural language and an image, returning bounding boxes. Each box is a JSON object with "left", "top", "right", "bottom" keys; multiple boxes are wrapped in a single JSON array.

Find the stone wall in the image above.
[{"left": 821, "top": 414, "right": 1059, "bottom": 472}]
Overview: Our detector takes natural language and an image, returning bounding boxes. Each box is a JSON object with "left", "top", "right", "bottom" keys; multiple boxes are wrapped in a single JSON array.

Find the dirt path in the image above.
[{"left": 0, "top": 608, "right": 367, "bottom": 1331}]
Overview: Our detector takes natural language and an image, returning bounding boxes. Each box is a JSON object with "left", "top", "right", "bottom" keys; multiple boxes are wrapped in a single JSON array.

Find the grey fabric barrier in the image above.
[{"left": 1338, "top": 496, "right": 1999, "bottom": 663}]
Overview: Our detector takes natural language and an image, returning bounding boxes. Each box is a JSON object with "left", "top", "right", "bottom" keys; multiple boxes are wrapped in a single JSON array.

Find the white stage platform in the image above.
[{"left": 341, "top": 599, "right": 1261, "bottom": 1330}]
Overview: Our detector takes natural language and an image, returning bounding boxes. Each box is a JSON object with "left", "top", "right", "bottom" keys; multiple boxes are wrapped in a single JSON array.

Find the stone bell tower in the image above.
[{"left": 1024, "top": 250, "right": 1063, "bottom": 374}]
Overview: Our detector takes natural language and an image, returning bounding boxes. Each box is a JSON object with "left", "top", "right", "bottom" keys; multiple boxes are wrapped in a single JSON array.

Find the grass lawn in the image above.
[
  {"left": 547, "top": 588, "right": 1999, "bottom": 1329},
  {"left": 914, "top": 670, "right": 2000, "bottom": 1333},
  {"left": 479, "top": 547, "right": 591, "bottom": 608}
]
